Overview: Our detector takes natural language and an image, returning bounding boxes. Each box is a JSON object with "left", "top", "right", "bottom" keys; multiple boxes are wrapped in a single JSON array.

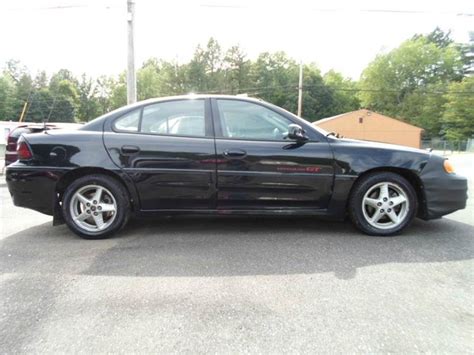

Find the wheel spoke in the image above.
[
  {"left": 100, "top": 203, "right": 116, "bottom": 212},
  {"left": 390, "top": 195, "right": 407, "bottom": 207},
  {"left": 370, "top": 209, "right": 384, "bottom": 223},
  {"left": 364, "top": 197, "right": 380, "bottom": 208},
  {"left": 379, "top": 183, "right": 389, "bottom": 199},
  {"left": 92, "top": 187, "right": 103, "bottom": 203},
  {"left": 387, "top": 210, "right": 400, "bottom": 224},
  {"left": 92, "top": 213, "right": 105, "bottom": 230},
  {"left": 74, "top": 211, "right": 89, "bottom": 222},
  {"left": 76, "top": 193, "right": 90, "bottom": 206}
]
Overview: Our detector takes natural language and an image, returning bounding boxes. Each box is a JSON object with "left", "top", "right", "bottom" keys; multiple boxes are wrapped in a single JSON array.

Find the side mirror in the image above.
[{"left": 286, "top": 124, "right": 308, "bottom": 141}]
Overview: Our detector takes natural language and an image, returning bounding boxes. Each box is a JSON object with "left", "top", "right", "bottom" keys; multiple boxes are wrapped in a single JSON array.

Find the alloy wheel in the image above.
[
  {"left": 361, "top": 182, "right": 409, "bottom": 230},
  {"left": 69, "top": 184, "right": 117, "bottom": 233}
]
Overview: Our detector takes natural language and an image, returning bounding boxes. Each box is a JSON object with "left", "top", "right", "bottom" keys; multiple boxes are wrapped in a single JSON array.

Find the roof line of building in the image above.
[{"left": 314, "top": 109, "right": 424, "bottom": 131}]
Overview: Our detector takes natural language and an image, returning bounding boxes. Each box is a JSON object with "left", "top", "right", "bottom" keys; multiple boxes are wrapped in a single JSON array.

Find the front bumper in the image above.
[
  {"left": 6, "top": 165, "right": 66, "bottom": 216},
  {"left": 419, "top": 155, "right": 468, "bottom": 220}
]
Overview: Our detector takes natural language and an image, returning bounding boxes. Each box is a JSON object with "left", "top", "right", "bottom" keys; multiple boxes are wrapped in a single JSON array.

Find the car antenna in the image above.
[{"left": 45, "top": 96, "right": 56, "bottom": 125}]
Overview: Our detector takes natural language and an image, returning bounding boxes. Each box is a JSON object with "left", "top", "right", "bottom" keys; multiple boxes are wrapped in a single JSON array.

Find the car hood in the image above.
[{"left": 333, "top": 137, "right": 431, "bottom": 156}]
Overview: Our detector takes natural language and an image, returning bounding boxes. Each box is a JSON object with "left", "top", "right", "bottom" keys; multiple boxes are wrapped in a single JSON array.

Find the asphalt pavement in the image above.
[{"left": 0, "top": 154, "right": 473, "bottom": 353}]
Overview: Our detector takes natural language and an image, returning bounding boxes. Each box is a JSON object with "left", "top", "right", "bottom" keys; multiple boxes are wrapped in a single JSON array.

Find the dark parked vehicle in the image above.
[
  {"left": 6, "top": 95, "right": 468, "bottom": 239},
  {"left": 5, "top": 123, "right": 81, "bottom": 166}
]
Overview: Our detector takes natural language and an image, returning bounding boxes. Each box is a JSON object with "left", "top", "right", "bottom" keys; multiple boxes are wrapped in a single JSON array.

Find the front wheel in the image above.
[
  {"left": 348, "top": 172, "right": 417, "bottom": 236},
  {"left": 62, "top": 174, "right": 130, "bottom": 239}
]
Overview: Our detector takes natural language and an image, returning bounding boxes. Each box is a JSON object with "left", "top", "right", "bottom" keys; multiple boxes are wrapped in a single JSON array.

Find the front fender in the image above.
[{"left": 326, "top": 140, "right": 431, "bottom": 218}]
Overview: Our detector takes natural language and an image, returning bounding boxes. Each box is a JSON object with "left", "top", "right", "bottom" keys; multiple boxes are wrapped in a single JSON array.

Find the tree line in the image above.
[{"left": 0, "top": 28, "right": 472, "bottom": 141}]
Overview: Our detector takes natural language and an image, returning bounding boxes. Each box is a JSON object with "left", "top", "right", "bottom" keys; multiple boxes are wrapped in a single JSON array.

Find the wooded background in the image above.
[{"left": 0, "top": 28, "right": 472, "bottom": 141}]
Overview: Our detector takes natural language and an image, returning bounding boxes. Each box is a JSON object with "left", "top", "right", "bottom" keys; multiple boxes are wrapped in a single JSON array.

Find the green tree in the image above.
[
  {"left": 186, "top": 38, "right": 224, "bottom": 92},
  {"left": 47, "top": 74, "right": 79, "bottom": 122},
  {"left": 49, "top": 69, "right": 78, "bottom": 92},
  {"left": 33, "top": 71, "right": 48, "bottom": 89},
  {"left": 186, "top": 46, "right": 208, "bottom": 92},
  {"left": 76, "top": 74, "right": 101, "bottom": 122},
  {"left": 0, "top": 74, "right": 16, "bottom": 120},
  {"left": 95, "top": 75, "right": 122, "bottom": 114},
  {"left": 26, "top": 89, "right": 54, "bottom": 122},
  {"left": 157, "top": 60, "right": 188, "bottom": 95},
  {"left": 414, "top": 27, "right": 453, "bottom": 48},
  {"left": 361, "top": 37, "right": 455, "bottom": 114},
  {"left": 5, "top": 59, "right": 29, "bottom": 83},
  {"left": 249, "top": 51, "right": 298, "bottom": 110},
  {"left": 223, "top": 45, "right": 250, "bottom": 94},
  {"left": 108, "top": 73, "right": 127, "bottom": 110},
  {"left": 442, "top": 77, "right": 474, "bottom": 140},
  {"left": 459, "top": 31, "right": 474, "bottom": 77},
  {"left": 12, "top": 73, "right": 34, "bottom": 119},
  {"left": 359, "top": 29, "right": 465, "bottom": 136},
  {"left": 323, "top": 70, "right": 360, "bottom": 115},
  {"left": 300, "top": 64, "right": 338, "bottom": 120},
  {"left": 137, "top": 61, "right": 161, "bottom": 100},
  {"left": 399, "top": 84, "right": 447, "bottom": 138}
]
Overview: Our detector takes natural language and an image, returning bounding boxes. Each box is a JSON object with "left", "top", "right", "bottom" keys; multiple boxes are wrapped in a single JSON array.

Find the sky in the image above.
[{"left": 1, "top": 0, "right": 473, "bottom": 80}]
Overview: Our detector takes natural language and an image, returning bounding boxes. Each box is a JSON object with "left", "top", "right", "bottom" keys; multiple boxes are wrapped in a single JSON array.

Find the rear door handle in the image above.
[
  {"left": 223, "top": 149, "right": 247, "bottom": 159},
  {"left": 121, "top": 145, "right": 140, "bottom": 155}
]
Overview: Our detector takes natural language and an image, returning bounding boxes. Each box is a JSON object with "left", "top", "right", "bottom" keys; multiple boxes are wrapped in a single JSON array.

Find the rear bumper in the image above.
[
  {"left": 6, "top": 165, "right": 66, "bottom": 216},
  {"left": 5, "top": 151, "right": 17, "bottom": 166},
  {"left": 419, "top": 155, "right": 468, "bottom": 220}
]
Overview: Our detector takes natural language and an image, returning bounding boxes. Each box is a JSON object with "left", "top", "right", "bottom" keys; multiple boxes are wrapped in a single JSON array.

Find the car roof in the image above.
[{"left": 124, "top": 94, "right": 266, "bottom": 108}]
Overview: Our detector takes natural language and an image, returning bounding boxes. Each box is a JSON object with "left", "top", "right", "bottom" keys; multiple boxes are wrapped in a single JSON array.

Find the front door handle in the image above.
[
  {"left": 223, "top": 149, "right": 247, "bottom": 159},
  {"left": 121, "top": 145, "right": 140, "bottom": 155}
]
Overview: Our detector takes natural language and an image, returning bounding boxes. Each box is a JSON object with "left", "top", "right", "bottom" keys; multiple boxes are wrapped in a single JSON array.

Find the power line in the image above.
[
  {"left": 5, "top": 3, "right": 120, "bottom": 11},
  {"left": 203, "top": 84, "right": 474, "bottom": 96},
  {"left": 199, "top": 4, "right": 474, "bottom": 17},
  {"left": 13, "top": 82, "right": 474, "bottom": 108},
  {"left": 6, "top": 3, "right": 473, "bottom": 17},
  {"left": 303, "top": 85, "right": 474, "bottom": 95}
]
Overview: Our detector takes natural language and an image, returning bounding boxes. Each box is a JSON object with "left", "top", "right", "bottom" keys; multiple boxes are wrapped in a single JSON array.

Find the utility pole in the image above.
[
  {"left": 126, "top": 0, "right": 137, "bottom": 104},
  {"left": 297, "top": 61, "right": 303, "bottom": 117},
  {"left": 19, "top": 101, "right": 28, "bottom": 122}
]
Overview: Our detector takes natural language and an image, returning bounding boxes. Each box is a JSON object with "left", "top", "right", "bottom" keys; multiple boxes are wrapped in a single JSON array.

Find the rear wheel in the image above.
[
  {"left": 348, "top": 172, "right": 417, "bottom": 236},
  {"left": 62, "top": 174, "right": 130, "bottom": 239}
]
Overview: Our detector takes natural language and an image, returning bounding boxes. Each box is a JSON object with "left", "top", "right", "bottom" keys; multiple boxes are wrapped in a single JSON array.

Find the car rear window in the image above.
[{"left": 10, "top": 127, "right": 34, "bottom": 138}]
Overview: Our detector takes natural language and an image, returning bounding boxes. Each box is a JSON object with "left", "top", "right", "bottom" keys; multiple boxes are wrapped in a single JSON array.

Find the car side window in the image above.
[
  {"left": 216, "top": 99, "right": 292, "bottom": 140},
  {"left": 141, "top": 100, "right": 206, "bottom": 137},
  {"left": 114, "top": 109, "right": 140, "bottom": 132}
]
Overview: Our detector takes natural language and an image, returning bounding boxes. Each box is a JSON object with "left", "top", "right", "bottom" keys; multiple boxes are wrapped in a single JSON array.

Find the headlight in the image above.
[{"left": 443, "top": 159, "right": 455, "bottom": 174}]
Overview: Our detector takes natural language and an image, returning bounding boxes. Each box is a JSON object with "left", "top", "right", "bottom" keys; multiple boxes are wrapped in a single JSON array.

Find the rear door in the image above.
[
  {"left": 212, "top": 98, "right": 334, "bottom": 210},
  {"left": 103, "top": 98, "right": 217, "bottom": 210}
]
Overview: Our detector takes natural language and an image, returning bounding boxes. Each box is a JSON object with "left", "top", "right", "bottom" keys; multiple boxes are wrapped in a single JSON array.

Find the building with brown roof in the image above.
[{"left": 313, "top": 109, "right": 424, "bottom": 148}]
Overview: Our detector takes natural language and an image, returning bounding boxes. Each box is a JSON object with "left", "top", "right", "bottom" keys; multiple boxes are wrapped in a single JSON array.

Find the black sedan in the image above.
[{"left": 6, "top": 95, "right": 468, "bottom": 239}]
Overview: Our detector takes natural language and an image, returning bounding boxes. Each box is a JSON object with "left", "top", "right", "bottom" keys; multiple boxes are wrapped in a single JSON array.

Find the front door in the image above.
[
  {"left": 212, "top": 98, "right": 334, "bottom": 210},
  {"left": 103, "top": 98, "right": 217, "bottom": 210}
]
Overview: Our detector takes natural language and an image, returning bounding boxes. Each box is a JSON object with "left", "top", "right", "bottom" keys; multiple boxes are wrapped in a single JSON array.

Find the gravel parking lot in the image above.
[{"left": 1, "top": 154, "right": 473, "bottom": 353}]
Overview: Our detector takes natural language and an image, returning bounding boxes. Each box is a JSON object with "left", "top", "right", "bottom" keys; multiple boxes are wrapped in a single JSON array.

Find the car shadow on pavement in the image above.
[{"left": 1, "top": 217, "right": 473, "bottom": 280}]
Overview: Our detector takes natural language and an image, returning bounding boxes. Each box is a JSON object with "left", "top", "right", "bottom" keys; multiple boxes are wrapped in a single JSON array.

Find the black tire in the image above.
[
  {"left": 348, "top": 172, "right": 417, "bottom": 236},
  {"left": 62, "top": 174, "right": 130, "bottom": 239}
]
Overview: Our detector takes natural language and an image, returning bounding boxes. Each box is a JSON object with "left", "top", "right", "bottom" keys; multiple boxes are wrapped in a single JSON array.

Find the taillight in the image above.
[
  {"left": 17, "top": 140, "right": 33, "bottom": 160},
  {"left": 6, "top": 134, "right": 17, "bottom": 152}
]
